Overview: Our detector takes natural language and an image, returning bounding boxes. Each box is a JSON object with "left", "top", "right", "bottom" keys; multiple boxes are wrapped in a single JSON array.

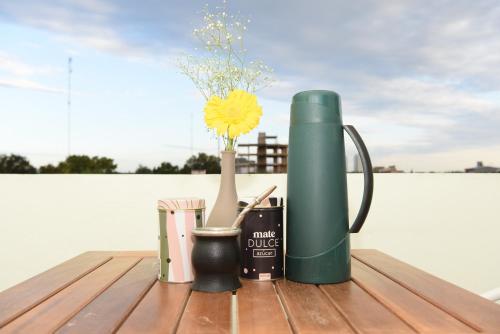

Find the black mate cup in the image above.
[{"left": 191, "top": 227, "right": 242, "bottom": 292}]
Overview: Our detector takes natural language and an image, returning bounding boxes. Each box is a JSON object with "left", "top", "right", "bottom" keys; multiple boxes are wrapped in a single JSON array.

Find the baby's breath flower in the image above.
[{"left": 176, "top": 1, "right": 274, "bottom": 150}]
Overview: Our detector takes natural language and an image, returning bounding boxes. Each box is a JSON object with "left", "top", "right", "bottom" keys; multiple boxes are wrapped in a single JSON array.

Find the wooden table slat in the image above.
[
  {"left": 117, "top": 281, "right": 191, "bottom": 334},
  {"left": 353, "top": 249, "right": 500, "bottom": 333},
  {"left": 1, "top": 257, "right": 140, "bottom": 333},
  {"left": 177, "top": 291, "right": 231, "bottom": 334},
  {"left": 56, "top": 257, "right": 158, "bottom": 334},
  {"left": 86, "top": 251, "right": 157, "bottom": 257},
  {"left": 320, "top": 281, "right": 418, "bottom": 333},
  {"left": 238, "top": 280, "right": 292, "bottom": 334},
  {"left": 352, "top": 258, "right": 477, "bottom": 333},
  {"left": 0, "top": 252, "right": 112, "bottom": 328},
  {"left": 3, "top": 250, "right": 500, "bottom": 333},
  {"left": 276, "top": 280, "right": 355, "bottom": 333}
]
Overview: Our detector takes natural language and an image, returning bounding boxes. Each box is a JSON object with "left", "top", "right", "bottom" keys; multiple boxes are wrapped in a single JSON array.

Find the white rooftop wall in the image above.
[{"left": 0, "top": 174, "right": 499, "bottom": 295}]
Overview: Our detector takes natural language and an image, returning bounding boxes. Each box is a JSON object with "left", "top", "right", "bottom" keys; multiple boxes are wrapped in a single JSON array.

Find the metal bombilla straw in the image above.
[{"left": 231, "top": 185, "right": 277, "bottom": 229}]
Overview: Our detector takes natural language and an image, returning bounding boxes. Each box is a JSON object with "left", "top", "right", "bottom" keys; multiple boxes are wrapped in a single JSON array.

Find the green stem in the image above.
[
  {"left": 226, "top": 137, "right": 234, "bottom": 151},
  {"left": 225, "top": 128, "right": 236, "bottom": 151}
]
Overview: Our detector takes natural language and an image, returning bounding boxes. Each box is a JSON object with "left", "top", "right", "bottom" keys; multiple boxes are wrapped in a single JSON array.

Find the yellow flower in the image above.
[{"left": 204, "top": 89, "right": 262, "bottom": 139}]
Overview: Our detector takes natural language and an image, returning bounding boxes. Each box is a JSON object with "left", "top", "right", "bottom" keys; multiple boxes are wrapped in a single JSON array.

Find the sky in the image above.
[{"left": 1, "top": 0, "right": 500, "bottom": 172}]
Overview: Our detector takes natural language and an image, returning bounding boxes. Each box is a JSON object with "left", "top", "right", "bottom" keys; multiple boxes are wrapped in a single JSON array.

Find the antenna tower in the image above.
[{"left": 67, "top": 57, "right": 72, "bottom": 157}]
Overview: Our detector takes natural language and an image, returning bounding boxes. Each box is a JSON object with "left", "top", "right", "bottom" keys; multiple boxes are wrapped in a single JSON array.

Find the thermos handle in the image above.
[{"left": 343, "top": 125, "right": 374, "bottom": 233}]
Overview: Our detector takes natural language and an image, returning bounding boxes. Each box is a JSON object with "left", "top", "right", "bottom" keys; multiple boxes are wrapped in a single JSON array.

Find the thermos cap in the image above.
[{"left": 291, "top": 90, "right": 342, "bottom": 125}]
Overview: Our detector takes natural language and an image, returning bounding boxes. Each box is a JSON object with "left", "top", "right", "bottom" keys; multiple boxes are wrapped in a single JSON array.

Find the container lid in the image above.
[
  {"left": 158, "top": 198, "right": 205, "bottom": 210},
  {"left": 238, "top": 197, "right": 283, "bottom": 208}
]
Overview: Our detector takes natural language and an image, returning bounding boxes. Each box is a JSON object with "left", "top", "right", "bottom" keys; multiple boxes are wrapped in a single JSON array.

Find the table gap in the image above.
[
  {"left": 231, "top": 291, "right": 238, "bottom": 334},
  {"left": 52, "top": 256, "right": 149, "bottom": 333},
  {"left": 1, "top": 254, "right": 115, "bottom": 328},
  {"left": 112, "top": 258, "right": 160, "bottom": 333},
  {"left": 172, "top": 288, "right": 193, "bottom": 333},
  {"left": 52, "top": 257, "right": 143, "bottom": 332},
  {"left": 275, "top": 281, "right": 333, "bottom": 333},
  {"left": 323, "top": 279, "right": 419, "bottom": 333},
  {"left": 272, "top": 281, "right": 290, "bottom": 322},
  {"left": 315, "top": 284, "right": 361, "bottom": 334},
  {"left": 352, "top": 254, "right": 482, "bottom": 332},
  {"left": 114, "top": 275, "right": 157, "bottom": 332},
  {"left": 271, "top": 281, "right": 297, "bottom": 333}
]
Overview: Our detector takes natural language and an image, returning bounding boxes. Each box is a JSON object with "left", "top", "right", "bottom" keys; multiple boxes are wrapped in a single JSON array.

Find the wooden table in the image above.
[{"left": 1, "top": 250, "right": 499, "bottom": 333}]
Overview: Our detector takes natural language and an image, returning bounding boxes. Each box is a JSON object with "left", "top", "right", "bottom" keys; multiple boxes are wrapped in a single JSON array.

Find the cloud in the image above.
[
  {"left": 0, "top": 52, "right": 62, "bottom": 76},
  {"left": 65, "top": 0, "right": 115, "bottom": 14},
  {"left": 231, "top": 0, "right": 500, "bottom": 160},
  {"left": 1, "top": 0, "right": 500, "bottom": 168},
  {"left": 0, "top": 0, "right": 147, "bottom": 61},
  {"left": 249, "top": 1, "right": 500, "bottom": 90},
  {"left": 4, "top": 1, "right": 500, "bottom": 87},
  {"left": 0, "top": 51, "right": 64, "bottom": 94},
  {"left": 0, "top": 78, "right": 65, "bottom": 94},
  {"left": 0, "top": 52, "right": 35, "bottom": 76}
]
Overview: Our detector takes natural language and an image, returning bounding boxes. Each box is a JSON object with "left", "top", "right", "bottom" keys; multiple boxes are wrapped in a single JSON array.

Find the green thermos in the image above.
[{"left": 286, "top": 90, "right": 374, "bottom": 284}]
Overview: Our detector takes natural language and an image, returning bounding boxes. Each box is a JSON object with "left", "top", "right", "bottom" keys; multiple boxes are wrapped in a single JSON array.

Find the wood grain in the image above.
[
  {"left": 1, "top": 257, "right": 140, "bottom": 333},
  {"left": 3, "top": 250, "right": 500, "bottom": 333},
  {"left": 117, "top": 281, "right": 191, "bottom": 334},
  {"left": 352, "top": 258, "right": 477, "bottom": 333},
  {"left": 56, "top": 257, "right": 157, "bottom": 334},
  {"left": 320, "top": 281, "right": 417, "bottom": 333},
  {"left": 238, "top": 281, "right": 292, "bottom": 334},
  {"left": 86, "top": 251, "right": 156, "bottom": 257},
  {"left": 0, "top": 252, "right": 112, "bottom": 328},
  {"left": 276, "top": 280, "right": 355, "bottom": 333},
  {"left": 177, "top": 290, "right": 231, "bottom": 334},
  {"left": 353, "top": 249, "right": 500, "bottom": 333}
]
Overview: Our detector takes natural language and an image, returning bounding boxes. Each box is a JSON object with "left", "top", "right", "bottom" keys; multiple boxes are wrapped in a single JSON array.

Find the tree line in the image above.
[{"left": 0, "top": 153, "right": 221, "bottom": 174}]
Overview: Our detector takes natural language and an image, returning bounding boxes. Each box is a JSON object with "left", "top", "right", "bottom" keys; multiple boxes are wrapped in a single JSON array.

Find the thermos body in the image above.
[{"left": 285, "top": 90, "right": 373, "bottom": 284}]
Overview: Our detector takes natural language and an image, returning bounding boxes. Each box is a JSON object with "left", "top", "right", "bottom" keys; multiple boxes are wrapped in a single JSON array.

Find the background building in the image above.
[
  {"left": 235, "top": 157, "right": 257, "bottom": 174},
  {"left": 373, "top": 165, "right": 402, "bottom": 173},
  {"left": 237, "top": 132, "right": 288, "bottom": 173},
  {"left": 465, "top": 161, "right": 500, "bottom": 173},
  {"left": 352, "top": 154, "right": 362, "bottom": 173}
]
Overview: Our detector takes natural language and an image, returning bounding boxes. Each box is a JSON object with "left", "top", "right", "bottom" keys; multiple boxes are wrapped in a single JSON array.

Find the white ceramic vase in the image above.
[{"left": 206, "top": 151, "right": 238, "bottom": 227}]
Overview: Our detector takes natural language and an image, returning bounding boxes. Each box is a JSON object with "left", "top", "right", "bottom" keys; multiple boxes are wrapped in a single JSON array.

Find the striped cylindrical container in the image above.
[{"left": 157, "top": 198, "right": 205, "bottom": 283}]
